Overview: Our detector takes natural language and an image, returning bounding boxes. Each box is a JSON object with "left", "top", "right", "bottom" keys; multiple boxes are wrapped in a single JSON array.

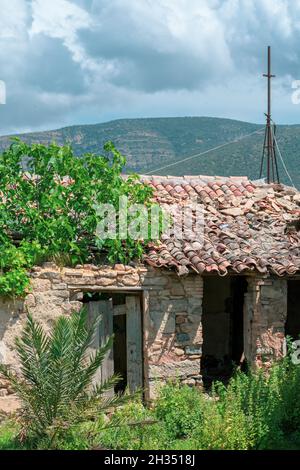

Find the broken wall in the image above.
[
  {"left": 244, "top": 277, "right": 287, "bottom": 366},
  {"left": 0, "top": 264, "right": 203, "bottom": 400}
]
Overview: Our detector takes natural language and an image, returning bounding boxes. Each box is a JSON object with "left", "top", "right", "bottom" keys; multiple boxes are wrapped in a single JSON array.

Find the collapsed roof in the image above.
[{"left": 141, "top": 175, "right": 300, "bottom": 277}]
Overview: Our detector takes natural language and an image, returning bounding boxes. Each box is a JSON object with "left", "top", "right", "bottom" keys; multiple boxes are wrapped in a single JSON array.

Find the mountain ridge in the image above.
[{"left": 0, "top": 116, "right": 298, "bottom": 188}]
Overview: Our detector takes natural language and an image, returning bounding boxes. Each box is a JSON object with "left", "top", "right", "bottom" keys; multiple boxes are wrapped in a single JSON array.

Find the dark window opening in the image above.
[
  {"left": 113, "top": 313, "right": 127, "bottom": 393},
  {"left": 201, "top": 276, "right": 247, "bottom": 389},
  {"left": 83, "top": 292, "right": 126, "bottom": 305},
  {"left": 286, "top": 280, "right": 300, "bottom": 341}
]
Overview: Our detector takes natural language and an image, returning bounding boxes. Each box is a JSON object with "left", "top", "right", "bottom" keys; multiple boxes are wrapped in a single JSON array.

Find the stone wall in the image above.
[
  {"left": 244, "top": 277, "right": 288, "bottom": 367},
  {"left": 0, "top": 265, "right": 293, "bottom": 401},
  {"left": 144, "top": 272, "right": 203, "bottom": 399},
  {"left": 0, "top": 263, "right": 203, "bottom": 400}
]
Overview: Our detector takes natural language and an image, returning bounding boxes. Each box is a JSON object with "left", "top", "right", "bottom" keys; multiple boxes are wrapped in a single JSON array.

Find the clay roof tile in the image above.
[{"left": 140, "top": 174, "right": 300, "bottom": 276}]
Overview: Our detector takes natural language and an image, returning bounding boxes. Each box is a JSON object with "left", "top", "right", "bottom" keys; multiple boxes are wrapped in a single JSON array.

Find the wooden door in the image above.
[
  {"left": 88, "top": 295, "right": 143, "bottom": 394},
  {"left": 88, "top": 300, "right": 114, "bottom": 391},
  {"left": 126, "top": 295, "right": 143, "bottom": 391}
]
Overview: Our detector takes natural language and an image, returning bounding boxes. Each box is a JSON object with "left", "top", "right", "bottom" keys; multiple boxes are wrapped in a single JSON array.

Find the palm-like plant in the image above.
[{"left": 0, "top": 308, "right": 131, "bottom": 446}]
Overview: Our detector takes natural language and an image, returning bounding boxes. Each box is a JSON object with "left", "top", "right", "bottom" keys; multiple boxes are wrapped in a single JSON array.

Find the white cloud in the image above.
[
  {"left": 1, "top": 0, "right": 300, "bottom": 135},
  {"left": 30, "top": 0, "right": 91, "bottom": 39},
  {"left": 0, "top": 0, "right": 28, "bottom": 39},
  {"left": 30, "top": 0, "right": 91, "bottom": 66}
]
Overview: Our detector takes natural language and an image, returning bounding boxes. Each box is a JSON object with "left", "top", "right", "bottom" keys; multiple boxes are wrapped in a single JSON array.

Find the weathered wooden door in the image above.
[
  {"left": 88, "top": 295, "right": 143, "bottom": 394},
  {"left": 88, "top": 300, "right": 114, "bottom": 393},
  {"left": 126, "top": 296, "right": 143, "bottom": 391}
]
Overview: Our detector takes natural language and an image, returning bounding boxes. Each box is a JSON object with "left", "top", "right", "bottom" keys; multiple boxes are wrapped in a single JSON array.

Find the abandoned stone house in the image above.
[{"left": 0, "top": 174, "right": 300, "bottom": 401}]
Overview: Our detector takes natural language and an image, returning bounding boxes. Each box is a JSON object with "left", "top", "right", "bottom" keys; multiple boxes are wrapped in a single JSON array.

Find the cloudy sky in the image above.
[{"left": 1, "top": 0, "right": 300, "bottom": 136}]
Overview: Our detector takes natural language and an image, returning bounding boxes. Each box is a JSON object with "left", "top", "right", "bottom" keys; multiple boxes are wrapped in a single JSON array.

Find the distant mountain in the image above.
[{"left": 0, "top": 117, "right": 299, "bottom": 188}]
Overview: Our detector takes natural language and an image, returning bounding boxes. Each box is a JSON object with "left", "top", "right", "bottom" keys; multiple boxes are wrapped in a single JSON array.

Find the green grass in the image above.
[
  {"left": 1, "top": 355, "right": 300, "bottom": 450},
  {"left": 0, "top": 421, "right": 22, "bottom": 450}
]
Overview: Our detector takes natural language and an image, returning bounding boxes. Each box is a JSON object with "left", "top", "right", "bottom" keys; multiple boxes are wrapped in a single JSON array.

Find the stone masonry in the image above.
[
  {"left": 144, "top": 271, "right": 203, "bottom": 398},
  {"left": 0, "top": 264, "right": 291, "bottom": 401},
  {"left": 0, "top": 263, "right": 203, "bottom": 400},
  {"left": 244, "top": 276, "right": 288, "bottom": 367}
]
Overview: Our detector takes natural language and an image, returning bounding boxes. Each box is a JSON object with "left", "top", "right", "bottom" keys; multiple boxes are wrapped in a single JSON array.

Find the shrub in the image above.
[
  {"left": 0, "top": 309, "right": 131, "bottom": 448},
  {"left": 154, "top": 382, "right": 204, "bottom": 440},
  {"left": 2, "top": 336, "right": 300, "bottom": 450},
  {"left": 100, "top": 401, "right": 169, "bottom": 450},
  {"left": 257, "top": 355, "right": 300, "bottom": 448},
  {"left": 153, "top": 355, "right": 300, "bottom": 450},
  {"left": 0, "top": 140, "right": 159, "bottom": 296},
  {"left": 194, "top": 377, "right": 259, "bottom": 450},
  {"left": 191, "top": 355, "right": 300, "bottom": 450}
]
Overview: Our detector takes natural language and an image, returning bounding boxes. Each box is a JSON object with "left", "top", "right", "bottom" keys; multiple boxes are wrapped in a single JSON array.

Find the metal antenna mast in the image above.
[{"left": 259, "top": 46, "right": 280, "bottom": 183}]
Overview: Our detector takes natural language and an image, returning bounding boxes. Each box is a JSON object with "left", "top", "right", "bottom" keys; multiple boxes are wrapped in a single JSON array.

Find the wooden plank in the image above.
[
  {"left": 98, "top": 299, "right": 114, "bottom": 389},
  {"left": 87, "top": 300, "right": 114, "bottom": 394},
  {"left": 69, "top": 286, "right": 150, "bottom": 292},
  {"left": 126, "top": 295, "right": 143, "bottom": 391},
  {"left": 113, "top": 304, "right": 127, "bottom": 316},
  {"left": 142, "top": 290, "right": 150, "bottom": 402},
  {"left": 87, "top": 301, "right": 101, "bottom": 386}
]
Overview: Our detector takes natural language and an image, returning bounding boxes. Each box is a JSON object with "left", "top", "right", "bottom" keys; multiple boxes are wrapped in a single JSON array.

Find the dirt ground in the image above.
[{"left": 0, "top": 396, "right": 21, "bottom": 414}]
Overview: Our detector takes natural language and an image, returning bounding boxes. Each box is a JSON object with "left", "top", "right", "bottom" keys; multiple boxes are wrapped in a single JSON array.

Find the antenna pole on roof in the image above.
[{"left": 259, "top": 46, "right": 280, "bottom": 184}]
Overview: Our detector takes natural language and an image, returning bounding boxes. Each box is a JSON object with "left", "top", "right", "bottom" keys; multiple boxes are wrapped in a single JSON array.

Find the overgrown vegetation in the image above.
[
  {"left": 1, "top": 351, "right": 300, "bottom": 450},
  {"left": 100, "top": 353, "right": 300, "bottom": 450},
  {"left": 0, "top": 309, "right": 133, "bottom": 449},
  {"left": 0, "top": 140, "right": 156, "bottom": 296}
]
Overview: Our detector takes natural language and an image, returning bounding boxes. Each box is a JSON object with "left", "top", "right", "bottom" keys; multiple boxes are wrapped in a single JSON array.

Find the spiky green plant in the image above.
[{"left": 0, "top": 308, "right": 132, "bottom": 447}]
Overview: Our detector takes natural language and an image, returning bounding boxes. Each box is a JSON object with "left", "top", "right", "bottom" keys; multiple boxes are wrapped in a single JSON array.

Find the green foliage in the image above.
[
  {"left": 100, "top": 401, "right": 169, "bottom": 450},
  {"left": 0, "top": 139, "right": 156, "bottom": 296},
  {"left": 154, "top": 382, "right": 204, "bottom": 439},
  {"left": 0, "top": 421, "right": 23, "bottom": 450},
  {"left": 2, "top": 355, "right": 300, "bottom": 450},
  {"left": 100, "top": 356, "right": 300, "bottom": 451},
  {"left": 0, "top": 308, "right": 132, "bottom": 448},
  {"left": 190, "top": 355, "right": 300, "bottom": 450}
]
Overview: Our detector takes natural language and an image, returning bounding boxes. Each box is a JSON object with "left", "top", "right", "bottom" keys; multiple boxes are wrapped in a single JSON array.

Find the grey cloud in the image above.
[
  {"left": 78, "top": 1, "right": 232, "bottom": 92},
  {"left": 83, "top": 43, "right": 218, "bottom": 92},
  {"left": 1, "top": 0, "right": 300, "bottom": 136},
  {"left": 220, "top": 1, "right": 300, "bottom": 78},
  {"left": 80, "top": 0, "right": 300, "bottom": 89},
  {"left": 0, "top": 86, "right": 78, "bottom": 134},
  {"left": 22, "top": 35, "right": 87, "bottom": 94}
]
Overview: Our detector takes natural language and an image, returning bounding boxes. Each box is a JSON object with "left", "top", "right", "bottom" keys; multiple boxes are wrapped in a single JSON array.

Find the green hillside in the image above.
[{"left": 0, "top": 117, "right": 299, "bottom": 188}]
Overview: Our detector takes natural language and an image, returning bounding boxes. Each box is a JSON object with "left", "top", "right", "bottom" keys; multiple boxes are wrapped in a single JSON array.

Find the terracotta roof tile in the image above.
[{"left": 140, "top": 175, "right": 300, "bottom": 276}]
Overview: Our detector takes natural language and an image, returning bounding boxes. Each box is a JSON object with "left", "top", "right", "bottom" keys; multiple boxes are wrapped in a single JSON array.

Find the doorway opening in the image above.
[
  {"left": 286, "top": 280, "right": 300, "bottom": 341},
  {"left": 113, "top": 312, "right": 127, "bottom": 393},
  {"left": 201, "top": 276, "right": 247, "bottom": 388},
  {"left": 83, "top": 292, "right": 143, "bottom": 394}
]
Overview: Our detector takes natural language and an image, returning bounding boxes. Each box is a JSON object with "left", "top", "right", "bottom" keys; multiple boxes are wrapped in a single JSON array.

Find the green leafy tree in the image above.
[
  {"left": 0, "top": 308, "right": 132, "bottom": 447},
  {"left": 0, "top": 140, "right": 159, "bottom": 296}
]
